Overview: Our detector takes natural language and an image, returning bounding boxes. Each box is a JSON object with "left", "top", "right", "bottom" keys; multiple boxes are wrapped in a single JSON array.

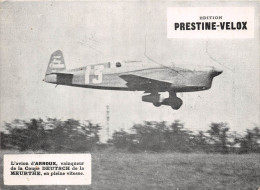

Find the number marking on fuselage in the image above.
[{"left": 85, "top": 65, "right": 104, "bottom": 84}]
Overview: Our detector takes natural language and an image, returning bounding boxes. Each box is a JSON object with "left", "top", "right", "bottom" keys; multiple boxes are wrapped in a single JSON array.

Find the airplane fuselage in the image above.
[
  {"left": 44, "top": 50, "right": 222, "bottom": 110},
  {"left": 44, "top": 61, "right": 221, "bottom": 92}
]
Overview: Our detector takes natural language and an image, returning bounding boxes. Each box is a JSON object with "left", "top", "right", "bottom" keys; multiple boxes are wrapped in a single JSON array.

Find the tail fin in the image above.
[{"left": 45, "top": 50, "right": 66, "bottom": 75}]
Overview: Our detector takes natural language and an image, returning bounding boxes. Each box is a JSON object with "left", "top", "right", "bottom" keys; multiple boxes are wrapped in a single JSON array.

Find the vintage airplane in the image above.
[{"left": 43, "top": 50, "right": 222, "bottom": 110}]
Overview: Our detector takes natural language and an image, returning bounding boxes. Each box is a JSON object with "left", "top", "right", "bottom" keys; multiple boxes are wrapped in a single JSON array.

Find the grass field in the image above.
[{"left": 1, "top": 150, "right": 260, "bottom": 190}]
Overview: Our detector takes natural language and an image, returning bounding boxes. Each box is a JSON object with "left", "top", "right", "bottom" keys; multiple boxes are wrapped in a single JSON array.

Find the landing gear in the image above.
[
  {"left": 142, "top": 90, "right": 183, "bottom": 110},
  {"left": 167, "top": 90, "right": 183, "bottom": 110},
  {"left": 169, "top": 97, "right": 183, "bottom": 110},
  {"left": 153, "top": 102, "right": 162, "bottom": 107}
]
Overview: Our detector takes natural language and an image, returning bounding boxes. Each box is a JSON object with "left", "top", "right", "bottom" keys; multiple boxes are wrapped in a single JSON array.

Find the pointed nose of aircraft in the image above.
[{"left": 211, "top": 68, "right": 223, "bottom": 77}]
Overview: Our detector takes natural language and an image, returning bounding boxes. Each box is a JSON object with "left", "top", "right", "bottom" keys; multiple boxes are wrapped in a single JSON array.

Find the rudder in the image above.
[{"left": 45, "top": 50, "right": 66, "bottom": 75}]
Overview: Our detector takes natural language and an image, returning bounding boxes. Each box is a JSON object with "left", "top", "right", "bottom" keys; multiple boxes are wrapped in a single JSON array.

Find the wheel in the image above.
[
  {"left": 153, "top": 102, "right": 162, "bottom": 107},
  {"left": 170, "top": 97, "right": 183, "bottom": 110}
]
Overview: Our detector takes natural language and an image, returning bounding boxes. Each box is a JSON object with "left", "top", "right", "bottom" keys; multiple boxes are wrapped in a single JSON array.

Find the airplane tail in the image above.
[{"left": 45, "top": 50, "right": 66, "bottom": 75}]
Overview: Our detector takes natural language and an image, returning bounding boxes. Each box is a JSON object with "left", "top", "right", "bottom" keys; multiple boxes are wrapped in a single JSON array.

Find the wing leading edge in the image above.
[{"left": 119, "top": 74, "right": 171, "bottom": 92}]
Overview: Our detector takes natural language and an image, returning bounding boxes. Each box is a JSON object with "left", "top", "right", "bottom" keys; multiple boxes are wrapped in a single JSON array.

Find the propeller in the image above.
[{"left": 205, "top": 41, "right": 234, "bottom": 73}]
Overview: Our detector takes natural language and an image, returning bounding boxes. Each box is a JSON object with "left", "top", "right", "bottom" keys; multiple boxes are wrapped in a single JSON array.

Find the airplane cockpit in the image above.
[
  {"left": 100, "top": 60, "right": 142, "bottom": 69},
  {"left": 116, "top": 62, "right": 121, "bottom": 67}
]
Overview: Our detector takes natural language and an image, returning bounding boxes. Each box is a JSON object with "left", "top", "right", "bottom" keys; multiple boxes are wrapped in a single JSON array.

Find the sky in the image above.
[{"left": 0, "top": 1, "right": 259, "bottom": 141}]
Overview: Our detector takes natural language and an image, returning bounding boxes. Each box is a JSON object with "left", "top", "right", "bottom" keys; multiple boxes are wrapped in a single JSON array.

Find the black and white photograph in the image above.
[{"left": 0, "top": 0, "right": 259, "bottom": 189}]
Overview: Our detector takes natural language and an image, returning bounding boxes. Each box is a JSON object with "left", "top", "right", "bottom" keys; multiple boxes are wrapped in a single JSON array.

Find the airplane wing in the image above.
[
  {"left": 119, "top": 74, "right": 171, "bottom": 92},
  {"left": 48, "top": 71, "right": 73, "bottom": 76}
]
